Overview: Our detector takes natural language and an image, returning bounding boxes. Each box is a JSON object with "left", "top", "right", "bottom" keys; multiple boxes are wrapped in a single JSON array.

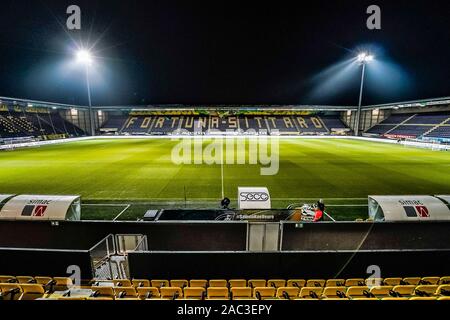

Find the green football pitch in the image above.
[{"left": 1, "top": 138, "right": 449, "bottom": 221}]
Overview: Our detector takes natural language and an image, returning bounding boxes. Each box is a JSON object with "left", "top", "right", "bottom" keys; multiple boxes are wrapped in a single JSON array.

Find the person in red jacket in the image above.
[{"left": 313, "top": 199, "right": 325, "bottom": 222}]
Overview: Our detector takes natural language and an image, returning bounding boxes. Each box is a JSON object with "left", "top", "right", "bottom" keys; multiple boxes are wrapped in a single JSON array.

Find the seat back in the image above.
[
  {"left": 344, "top": 278, "right": 365, "bottom": 287},
  {"left": 229, "top": 280, "right": 247, "bottom": 288},
  {"left": 113, "top": 279, "right": 132, "bottom": 287},
  {"left": 306, "top": 279, "right": 325, "bottom": 287},
  {"left": 346, "top": 286, "right": 371, "bottom": 298},
  {"left": 231, "top": 287, "right": 252, "bottom": 299},
  {"left": 402, "top": 277, "right": 421, "bottom": 285},
  {"left": 414, "top": 285, "right": 438, "bottom": 297},
  {"left": 91, "top": 286, "right": 114, "bottom": 298},
  {"left": 132, "top": 279, "right": 151, "bottom": 288},
  {"left": 0, "top": 276, "right": 16, "bottom": 284},
  {"left": 16, "top": 276, "right": 35, "bottom": 284},
  {"left": 287, "top": 279, "right": 306, "bottom": 288},
  {"left": 248, "top": 279, "right": 266, "bottom": 288},
  {"left": 267, "top": 279, "right": 286, "bottom": 288},
  {"left": 392, "top": 285, "right": 416, "bottom": 296},
  {"left": 160, "top": 287, "right": 183, "bottom": 299},
  {"left": 276, "top": 287, "right": 299, "bottom": 299},
  {"left": 323, "top": 286, "right": 347, "bottom": 298},
  {"left": 207, "top": 287, "right": 229, "bottom": 300},
  {"left": 171, "top": 280, "right": 188, "bottom": 288},
  {"left": 369, "top": 286, "right": 394, "bottom": 298},
  {"left": 190, "top": 280, "right": 208, "bottom": 288},
  {"left": 420, "top": 277, "right": 440, "bottom": 285},
  {"left": 137, "top": 287, "right": 160, "bottom": 299},
  {"left": 439, "top": 276, "right": 450, "bottom": 285},
  {"left": 326, "top": 279, "right": 345, "bottom": 287},
  {"left": 151, "top": 279, "right": 170, "bottom": 288},
  {"left": 209, "top": 280, "right": 228, "bottom": 287},
  {"left": 437, "top": 284, "right": 450, "bottom": 296},
  {"left": 254, "top": 287, "right": 276, "bottom": 300},
  {"left": 299, "top": 287, "right": 323, "bottom": 299},
  {"left": 20, "top": 284, "right": 45, "bottom": 300},
  {"left": 184, "top": 287, "right": 206, "bottom": 300},
  {"left": 0, "top": 284, "right": 22, "bottom": 300},
  {"left": 115, "top": 287, "right": 138, "bottom": 299}
]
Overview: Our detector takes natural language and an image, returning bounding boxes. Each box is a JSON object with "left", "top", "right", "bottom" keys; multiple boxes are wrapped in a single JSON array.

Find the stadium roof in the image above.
[{"left": 1, "top": 95, "right": 449, "bottom": 112}]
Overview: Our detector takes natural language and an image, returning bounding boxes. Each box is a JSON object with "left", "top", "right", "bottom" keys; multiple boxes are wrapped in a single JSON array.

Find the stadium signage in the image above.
[{"left": 238, "top": 187, "right": 271, "bottom": 210}]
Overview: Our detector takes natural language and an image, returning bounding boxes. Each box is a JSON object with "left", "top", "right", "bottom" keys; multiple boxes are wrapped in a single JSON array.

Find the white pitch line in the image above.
[{"left": 112, "top": 204, "right": 131, "bottom": 221}]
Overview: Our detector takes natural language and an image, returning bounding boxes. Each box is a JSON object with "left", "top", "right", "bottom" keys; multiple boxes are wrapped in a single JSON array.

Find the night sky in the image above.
[{"left": 0, "top": 0, "right": 448, "bottom": 106}]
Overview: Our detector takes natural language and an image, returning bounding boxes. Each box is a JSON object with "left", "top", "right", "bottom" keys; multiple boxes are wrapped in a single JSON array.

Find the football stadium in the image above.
[{"left": 0, "top": 0, "right": 450, "bottom": 310}]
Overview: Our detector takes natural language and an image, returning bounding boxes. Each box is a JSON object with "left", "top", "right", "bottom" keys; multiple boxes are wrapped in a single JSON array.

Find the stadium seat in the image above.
[
  {"left": 306, "top": 279, "right": 326, "bottom": 287},
  {"left": 209, "top": 280, "right": 228, "bottom": 287},
  {"left": 19, "top": 284, "right": 45, "bottom": 300},
  {"left": 132, "top": 279, "right": 151, "bottom": 288},
  {"left": 160, "top": 287, "right": 183, "bottom": 300},
  {"left": 190, "top": 280, "right": 208, "bottom": 288},
  {"left": 114, "top": 287, "right": 138, "bottom": 299},
  {"left": 136, "top": 287, "right": 160, "bottom": 299},
  {"left": 16, "top": 276, "right": 35, "bottom": 284},
  {"left": 183, "top": 287, "right": 206, "bottom": 300},
  {"left": 254, "top": 287, "right": 277, "bottom": 300},
  {"left": 438, "top": 297, "right": 450, "bottom": 300},
  {"left": 206, "top": 287, "right": 229, "bottom": 300},
  {"left": 409, "top": 297, "right": 438, "bottom": 300},
  {"left": 230, "top": 287, "right": 254, "bottom": 300},
  {"left": 287, "top": 279, "right": 306, "bottom": 288},
  {"left": 392, "top": 285, "right": 416, "bottom": 297},
  {"left": 0, "top": 284, "right": 22, "bottom": 300},
  {"left": 267, "top": 279, "right": 286, "bottom": 288},
  {"left": 346, "top": 286, "right": 373, "bottom": 299},
  {"left": 326, "top": 279, "right": 345, "bottom": 287},
  {"left": 0, "top": 276, "right": 16, "bottom": 284},
  {"left": 439, "top": 276, "right": 450, "bottom": 285},
  {"left": 381, "top": 297, "right": 409, "bottom": 300},
  {"left": 402, "top": 277, "right": 421, "bottom": 285},
  {"left": 383, "top": 278, "right": 404, "bottom": 286},
  {"left": 436, "top": 285, "right": 450, "bottom": 296},
  {"left": 113, "top": 279, "right": 132, "bottom": 287},
  {"left": 298, "top": 287, "right": 323, "bottom": 299},
  {"left": 369, "top": 286, "right": 395, "bottom": 298},
  {"left": 420, "top": 277, "right": 440, "bottom": 285},
  {"left": 151, "top": 280, "right": 170, "bottom": 288},
  {"left": 53, "top": 277, "right": 73, "bottom": 290},
  {"left": 414, "top": 285, "right": 439, "bottom": 297},
  {"left": 276, "top": 287, "right": 299, "bottom": 300},
  {"left": 90, "top": 286, "right": 115, "bottom": 299},
  {"left": 345, "top": 278, "right": 365, "bottom": 287},
  {"left": 229, "top": 279, "right": 247, "bottom": 288},
  {"left": 365, "top": 278, "right": 384, "bottom": 287},
  {"left": 322, "top": 286, "right": 347, "bottom": 299},
  {"left": 171, "top": 280, "right": 189, "bottom": 288},
  {"left": 248, "top": 279, "right": 266, "bottom": 288}
]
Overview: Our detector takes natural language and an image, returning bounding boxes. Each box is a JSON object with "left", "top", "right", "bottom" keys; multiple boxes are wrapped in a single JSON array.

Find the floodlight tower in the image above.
[
  {"left": 76, "top": 49, "right": 95, "bottom": 136},
  {"left": 354, "top": 52, "right": 374, "bottom": 136}
]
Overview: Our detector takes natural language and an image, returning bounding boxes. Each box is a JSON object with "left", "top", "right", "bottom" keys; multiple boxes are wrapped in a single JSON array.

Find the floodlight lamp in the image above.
[
  {"left": 357, "top": 52, "right": 374, "bottom": 63},
  {"left": 76, "top": 50, "right": 93, "bottom": 65}
]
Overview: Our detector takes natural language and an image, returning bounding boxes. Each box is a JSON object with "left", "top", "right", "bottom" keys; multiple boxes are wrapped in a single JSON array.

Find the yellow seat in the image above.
[
  {"left": 171, "top": 280, "right": 189, "bottom": 288},
  {"left": 0, "top": 276, "right": 16, "bottom": 284},
  {"left": 287, "top": 279, "right": 306, "bottom": 288},
  {"left": 369, "top": 286, "right": 394, "bottom": 298},
  {"left": 248, "top": 279, "right": 266, "bottom": 288},
  {"left": 353, "top": 298, "right": 379, "bottom": 300},
  {"left": 299, "top": 287, "right": 323, "bottom": 299},
  {"left": 151, "top": 279, "right": 170, "bottom": 288},
  {"left": 209, "top": 279, "right": 228, "bottom": 287},
  {"left": 183, "top": 287, "right": 206, "bottom": 300},
  {"left": 409, "top": 297, "right": 437, "bottom": 300},
  {"left": 207, "top": 287, "right": 229, "bottom": 300},
  {"left": 306, "top": 279, "right": 325, "bottom": 287},
  {"left": 414, "top": 285, "right": 438, "bottom": 297},
  {"left": 276, "top": 287, "right": 299, "bottom": 300},
  {"left": 160, "top": 287, "right": 183, "bottom": 300},
  {"left": 267, "top": 279, "right": 286, "bottom": 288},
  {"left": 381, "top": 297, "right": 409, "bottom": 300},
  {"left": 383, "top": 278, "right": 402, "bottom": 286},
  {"left": 87, "top": 297, "right": 114, "bottom": 300},
  {"left": 34, "top": 276, "right": 53, "bottom": 286},
  {"left": 402, "top": 277, "right": 421, "bottom": 285},
  {"left": 114, "top": 286, "right": 138, "bottom": 299},
  {"left": 254, "top": 287, "right": 276, "bottom": 300},
  {"left": 16, "top": 276, "right": 35, "bottom": 284},
  {"left": 346, "top": 286, "right": 372, "bottom": 299},
  {"left": 113, "top": 279, "right": 132, "bottom": 287},
  {"left": 436, "top": 284, "right": 450, "bottom": 296},
  {"left": 345, "top": 278, "right": 365, "bottom": 287},
  {"left": 190, "top": 280, "right": 208, "bottom": 288},
  {"left": 231, "top": 287, "right": 254, "bottom": 300},
  {"left": 54, "top": 277, "right": 73, "bottom": 290},
  {"left": 438, "top": 296, "right": 450, "bottom": 300},
  {"left": 136, "top": 287, "right": 160, "bottom": 299},
  {"left": 439, "top": 276, "right": 450, "bottom": 285},
  {"left": 0, "top": 284, "right": 22, "bottom": 300},
  {"left": 392, "top": 285, "right": 416, "bottom": 297},
  {"left": 90, "top": 286, "right": 115, "bottom": 299},
  {"left": 322, "top": 286, "right": 347, "bottom": 299},
  {"left": 229, "top": 280, "right": 247, "bottom": 288},
  {"left": 132, "top": 279, "right": 151, "bottom": 288},
  {"left": 326, "top": 279, "right": 345, "bottom": 287},
  {"left": 20, "top": 284, "right": 45, "bottom": 300},
  {"left": 365, "top": 278, "right": 384, "bottom": 287},
  {"left": 58, "top": 297, "right": 86, "bottom": 300},
  {"left": 420, "top": 277, "right": 440, "bottom": 285}
]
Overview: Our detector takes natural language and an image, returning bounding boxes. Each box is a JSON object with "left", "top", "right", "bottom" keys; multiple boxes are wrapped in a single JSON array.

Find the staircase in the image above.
[
  {"left": 384, "top": 114, "right": 417, "bottom": 135},
  {"left": 423, "top": 117, "right": 450, "bottom": 137}
]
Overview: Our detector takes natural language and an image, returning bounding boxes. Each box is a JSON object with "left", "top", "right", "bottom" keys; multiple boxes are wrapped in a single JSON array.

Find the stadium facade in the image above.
[{"left": 1, "top": 95, "right": 450, "bottom": 143}]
